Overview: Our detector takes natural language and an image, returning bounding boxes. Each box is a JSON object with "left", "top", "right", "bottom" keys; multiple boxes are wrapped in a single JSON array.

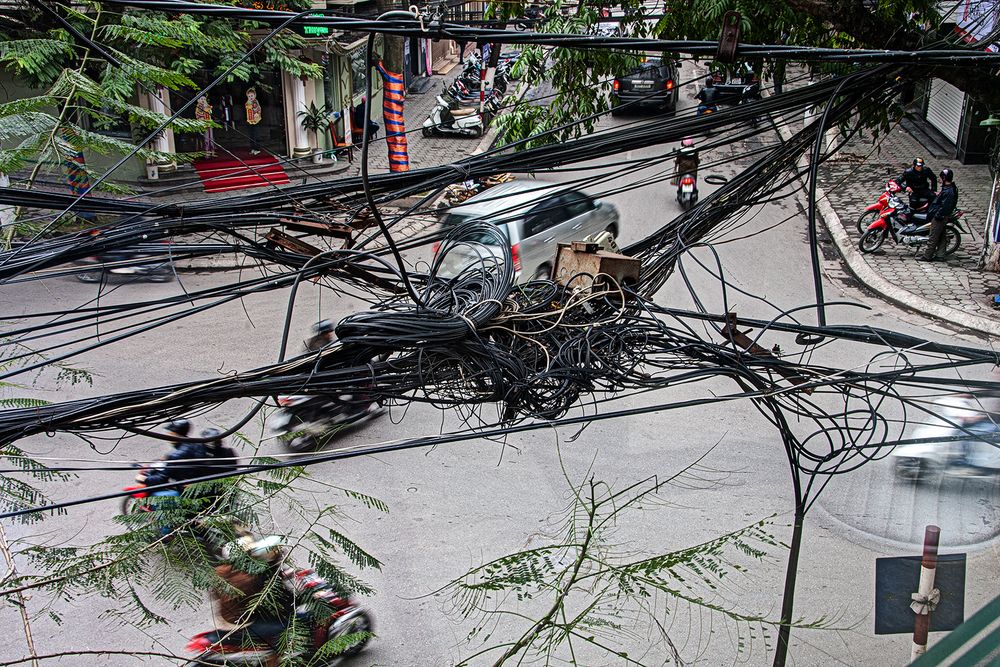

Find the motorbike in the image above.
[
  {"left": 121, "top": 462, "right": 176, "bottom": 515},
  {"left": 855, "top": 179, "right": 904, "bottom": 233},
  {"left": 75, "top": 248, "right": 174, "bottom": 283},
  {"left": 858, "top": 195, "right": 965, "bottom": 256},
  {"left": 890, "top": 398, "right": 1000, "bottom": 482},
  {"left": 269, "top": 394, "right": 385, "bottom": 452},
  {"left": 675, "top": 138, "right": 699, "bottom": 210},
  {"left": 676, "top": 174, "right": 698, "bottom": 210},
  {"left": 184, "top": 562, "right": 373, "bottom": 666},
  {"left": 423, "top": 94, "right": 504, "bottom": 138}
]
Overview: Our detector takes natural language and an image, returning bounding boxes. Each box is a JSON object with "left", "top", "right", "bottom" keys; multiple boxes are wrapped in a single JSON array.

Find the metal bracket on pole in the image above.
[
  {"left": 721, "top": 313, "right": 814, "bottom": 393},
  {"left": 716, "top": 11, "right": 741, "bottom": 64}
]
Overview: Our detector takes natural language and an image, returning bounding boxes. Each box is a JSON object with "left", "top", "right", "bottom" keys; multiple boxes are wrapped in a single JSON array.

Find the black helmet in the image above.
[
  {"left": 200, "top": 427, "right": 223, "bottom": 441},
  {"left": 940, "top": 168, "right": 953, "bottom": 183},
  {"left": 164, "top": 419, "right": 191, "bottom": 436},
  {"left": 313, "top": 319, "right": 334, "bottom": 335},
  {"left": 913, "top": 157, "right": 925, "bottom": 167}
]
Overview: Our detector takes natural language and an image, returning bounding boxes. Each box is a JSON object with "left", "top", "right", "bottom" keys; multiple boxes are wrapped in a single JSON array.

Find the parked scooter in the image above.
[
  {"left": 675, "top": 137, "right": 699, "bottom": 210},
  {"left": 856, "top": 178, "right": 904, "bottom": 233},
  {"left": 269, "top": 394, "right": 385, "bottom": 452},
  {"left": 423, "top": 93, "right": 503, "bottom": 138},
  {"left": 858, "top": 194, "right": 965, "bottom": 256},
  {"left": 890, "top": 396, "right": 1000, "bottom": 482}
]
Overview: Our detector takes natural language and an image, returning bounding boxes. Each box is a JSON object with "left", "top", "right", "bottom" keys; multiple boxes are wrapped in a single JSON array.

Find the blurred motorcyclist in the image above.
[
  {"left": 144, "top": 419, "right": 212, "bottom": 488},
  {"left": 305, "top": 319, "right": 335, "bottom": 353},
  {"left": 200, "top": 427, "right": 239, "bottom": 477},
  {"left": 212, "top": 536, "right": 291, "bottom": 667}
]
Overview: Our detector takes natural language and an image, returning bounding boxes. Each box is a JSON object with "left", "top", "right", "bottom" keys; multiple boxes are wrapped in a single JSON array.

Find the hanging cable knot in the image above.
[
  {"left": 447, "top": 162, "right": 472, "bottom": 180},
  {"left": 910, "top": 589, "right": 940, "bottom": 615}
]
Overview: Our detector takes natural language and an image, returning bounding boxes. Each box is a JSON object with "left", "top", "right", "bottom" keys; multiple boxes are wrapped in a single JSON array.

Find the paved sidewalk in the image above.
[
  {"left": 176, "top": 69, "right": 493, "bottom": 271},
  {"left": 817, "top": 127, "right": 999, "bottom": 322},
  {"left": 776, "top": 70, "right": 1000, "bottom": 336},
  {"left": 360, "top": 70, "right": 490, "bottom": 173}
]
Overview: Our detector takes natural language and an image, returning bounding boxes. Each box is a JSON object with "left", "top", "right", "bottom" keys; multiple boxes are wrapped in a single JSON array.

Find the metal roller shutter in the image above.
[{"left": 925, "top": 78, "right": 965, "bottom": 144}]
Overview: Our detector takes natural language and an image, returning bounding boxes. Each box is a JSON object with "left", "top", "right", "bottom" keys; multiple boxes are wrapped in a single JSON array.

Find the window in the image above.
[
  {"left": 561, "top": 191, "right": 593, "bottom": 218},
  {"left": 525, "top": 196, "right": 569, "bottom": 237}
]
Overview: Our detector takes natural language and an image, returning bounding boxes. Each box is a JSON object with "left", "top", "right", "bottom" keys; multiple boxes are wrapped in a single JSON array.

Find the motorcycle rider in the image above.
[
  {"left": 305, "top": 319, "right": 335, "bottom": 353},
  {"left": 144, "top": 419, "right": 212, "bottom": 489},
  {"left": 212, "top": 536, "right": 291, "bottom": 667},
  {"left": 917, "top": 168, "right": 958, "bottom": 262},
  {"left": 212, "top": 535, "right": 341, "bottom": 666},
  {"left": 696, "top": 72, "right": 723, "bottom": 115},
  {"left": 898, "top": 157, "right": 937, "bottom": 209}
]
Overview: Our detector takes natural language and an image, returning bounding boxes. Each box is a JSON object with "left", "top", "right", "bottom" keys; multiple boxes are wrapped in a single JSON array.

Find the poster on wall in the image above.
[{"left": 957, "top": 0, "right": 998, "bottom": 51}]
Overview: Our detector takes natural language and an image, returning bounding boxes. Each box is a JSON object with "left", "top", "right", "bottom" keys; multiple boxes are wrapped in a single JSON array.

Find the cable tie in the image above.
[
  {"left": 447, "top": 163, "right": 472, "bottom": 180},
  {"left": 910, "top": 588, "right": 940, "bottom": 615}
]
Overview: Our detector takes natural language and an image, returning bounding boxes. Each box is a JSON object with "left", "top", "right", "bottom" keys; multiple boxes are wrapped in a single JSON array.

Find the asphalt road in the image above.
[{"left": 2, "top": 84, "right": 999, "bottom": 667}]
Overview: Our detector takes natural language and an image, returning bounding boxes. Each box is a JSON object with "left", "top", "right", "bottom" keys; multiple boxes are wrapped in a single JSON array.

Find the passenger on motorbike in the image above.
[
  {"left": 898, "top": 157, "right": 937, "bottom": 209},
  {"left": 144, "top": 419, "right": 213, "bottom": 489},
  {"left": 212, "top": 536, "right": 292, "bottom": 667},
  {"left": 199, "top": 427, "right": 239, "bottom": 477}
]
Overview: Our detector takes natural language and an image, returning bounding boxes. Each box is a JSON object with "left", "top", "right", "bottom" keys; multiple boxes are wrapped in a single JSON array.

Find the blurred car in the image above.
[
  {"left": 611, "top": 56, "right": 679, "bottom": 116},
  {"left": 435, "top": 180, "right": 620, "bottom": 282}
]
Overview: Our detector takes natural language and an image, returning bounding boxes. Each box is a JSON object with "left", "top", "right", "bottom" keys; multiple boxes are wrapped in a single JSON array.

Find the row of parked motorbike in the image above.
[
  {"left": 421, "top": 51, "right": 519, "bottom": 138},
  {"left": 856, "top": 178, "right": 966, "bottom": 255}
]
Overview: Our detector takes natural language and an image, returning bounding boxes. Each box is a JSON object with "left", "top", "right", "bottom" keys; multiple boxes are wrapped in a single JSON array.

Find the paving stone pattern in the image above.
[
  {"left": 774, "top": 65, "right": 999, "bottom": 318},
  {"left": 817, "top": 127, "right": 999, "bottom": 316},
  {"left": 358, "top": 71, "right": 485, "bottom": 174}
]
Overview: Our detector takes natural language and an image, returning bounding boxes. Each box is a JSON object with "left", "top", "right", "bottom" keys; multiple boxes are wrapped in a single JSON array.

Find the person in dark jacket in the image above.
[
  {"left": 917, "top": 168, "right": 958, "bottom": 261},
  {"left": 145, "top": 419, "right": 211, "bottom": 488},
  {"left": 899, "top": 157, "right": 937, "bottom": 208}
]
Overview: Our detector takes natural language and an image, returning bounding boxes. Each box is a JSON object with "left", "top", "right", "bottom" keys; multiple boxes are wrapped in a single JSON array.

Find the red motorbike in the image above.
[
  {"left": 121, "top": 463, "right": 175, "bottom": 515},
  {"left": 858, "top": 193, "right": 965, "bottom": 256},
  {"left": 855, "top": 179, "right": 904, "bottom": 233},
  {"left": 183, "top": 567, "right": 373, "bottom": 666}
]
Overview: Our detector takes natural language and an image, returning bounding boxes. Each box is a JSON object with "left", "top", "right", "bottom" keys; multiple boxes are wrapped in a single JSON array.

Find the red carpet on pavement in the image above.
[{"left": 192, "top": 151, "right": 289, "bottom": 193}]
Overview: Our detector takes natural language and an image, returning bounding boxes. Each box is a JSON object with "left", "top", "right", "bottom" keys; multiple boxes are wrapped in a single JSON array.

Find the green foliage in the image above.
[
  {"left": 0, "top": 38, "right": 74, "bottom": 86},
  {"left": 492, "top": 0, "right": 647, "bottom": 148},
  {"left": 434, "top": 460, "right": 805, "bottom": 665},
  {"left": 1, "top": 435, "right": 386, "bottom": 645},
  {"left": 0, "top": 1, "right": 320, "bottom": 201},
  {"left": 491, "top": 0, "right": 944, "bottom": 149},
  {"left": 298, "top": 101, "right": 331, "bottom": 135}
]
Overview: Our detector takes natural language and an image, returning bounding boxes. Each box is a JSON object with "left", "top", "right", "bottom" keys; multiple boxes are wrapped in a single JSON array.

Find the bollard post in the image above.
[{"left": 911, "top": 525, "right": 941, "bottom": 661}]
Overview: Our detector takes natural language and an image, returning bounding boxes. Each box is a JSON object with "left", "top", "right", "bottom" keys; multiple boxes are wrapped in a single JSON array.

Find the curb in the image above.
[{"left": 773, "top": 112, "right": 1000, "bottom": 337}]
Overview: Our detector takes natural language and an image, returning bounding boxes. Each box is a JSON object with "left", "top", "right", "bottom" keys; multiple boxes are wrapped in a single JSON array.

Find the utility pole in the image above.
[
  {"left": 911, "top": 525, "right": 941, "bottom": 660},
  {"left": 375, "top": 0, "right": 405, "bottom": 74}
]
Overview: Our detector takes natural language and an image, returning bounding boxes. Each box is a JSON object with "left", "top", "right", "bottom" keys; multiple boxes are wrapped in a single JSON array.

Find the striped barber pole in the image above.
[{"left": 375, "top": 61, "right": 409, "bottom": 172}]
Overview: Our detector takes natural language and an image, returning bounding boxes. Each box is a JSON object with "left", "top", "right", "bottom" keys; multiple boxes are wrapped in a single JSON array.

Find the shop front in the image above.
[
  {"left": 322, "top": 35, "right": 384, "bottom": 150},
  {"left": 172, "top": 68, "right": 288, "bottom": 158}
]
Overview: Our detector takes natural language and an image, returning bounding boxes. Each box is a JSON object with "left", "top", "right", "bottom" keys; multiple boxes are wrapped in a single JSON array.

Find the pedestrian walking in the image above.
[{"left": 917, "top": 168, "right": 958, "bottom": 262}]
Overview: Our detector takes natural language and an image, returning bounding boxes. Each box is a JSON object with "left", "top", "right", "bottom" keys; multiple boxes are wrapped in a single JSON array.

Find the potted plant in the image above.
[{"left": 298, "top": 102, "right": 331, "bottom": 164}]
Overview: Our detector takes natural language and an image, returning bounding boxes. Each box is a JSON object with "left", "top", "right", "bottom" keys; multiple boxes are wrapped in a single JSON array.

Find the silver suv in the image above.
[{"left": 436, "top": 180, "right": 621, "bottom": 281}]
